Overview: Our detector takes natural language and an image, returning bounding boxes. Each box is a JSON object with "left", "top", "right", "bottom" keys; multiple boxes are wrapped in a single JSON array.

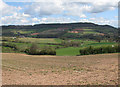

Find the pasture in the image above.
[{"left": 18, "top": 38, "right": 62, "bottom": 44}]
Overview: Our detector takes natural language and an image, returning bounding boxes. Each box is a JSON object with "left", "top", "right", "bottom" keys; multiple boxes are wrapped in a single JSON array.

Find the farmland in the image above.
[
  {"left": 18, "top": 38, "right": 62, "bottom": 44},
  {"left": 2, "top": 22, "right": 119, "bottom": 56},
  {"left": 2, "top": 37, "right": 118, "bottom": 56},
  {"left": 2, "top": 53, "right": 118, "bottom": 85},
  {"left": 2, "top": 22, "right": 118, "bottom": 40},
  {"left": 1, "top": 22, "right": 119, "bottom": 85}
]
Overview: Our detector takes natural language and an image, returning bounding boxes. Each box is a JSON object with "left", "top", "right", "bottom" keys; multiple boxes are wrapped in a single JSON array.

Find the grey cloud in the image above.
[
  {"left": 24, "top": 0, "right": 118, "bottom": 17},
  {"left": 24, "top": 2, "right": 64, "bottom": 17}
]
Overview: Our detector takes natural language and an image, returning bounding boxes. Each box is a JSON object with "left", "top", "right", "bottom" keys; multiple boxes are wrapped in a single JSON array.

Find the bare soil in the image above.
[{"left": 2, "top": 53, "right": 118, "bottom": 85}]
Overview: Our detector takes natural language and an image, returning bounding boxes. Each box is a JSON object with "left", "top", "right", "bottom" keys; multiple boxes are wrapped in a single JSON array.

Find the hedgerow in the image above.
[{"left": 79, "top": 45, "right": 120, "bottom": 55}]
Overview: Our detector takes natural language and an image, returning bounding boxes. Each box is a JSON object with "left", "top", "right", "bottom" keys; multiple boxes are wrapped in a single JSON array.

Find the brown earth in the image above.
[{"left": 2, "top": 53, "right": 118, "bottom": 85}]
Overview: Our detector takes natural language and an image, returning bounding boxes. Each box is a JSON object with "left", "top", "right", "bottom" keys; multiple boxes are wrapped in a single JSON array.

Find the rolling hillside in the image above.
[{"left": 2, "top": 22, "right": 118, "bottom": 40}]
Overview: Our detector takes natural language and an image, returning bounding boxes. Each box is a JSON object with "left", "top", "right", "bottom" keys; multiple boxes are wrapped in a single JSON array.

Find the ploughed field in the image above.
[{"left": 2, "top": 53, "right": 118, "bottom": 85}]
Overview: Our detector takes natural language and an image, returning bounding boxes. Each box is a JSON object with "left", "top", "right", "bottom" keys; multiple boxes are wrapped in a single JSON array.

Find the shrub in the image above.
[
  {"left": 79, "top": 45, "right": 120, "bottom": 55},
  {"left": 2, "top": 37, "right": 13, "bottom": 42},
  {"left": 61, "top": 40, "right": 81, "bottom": 47},
  {"left": 25, "top": 44, "right": 56, "bottom": 55},
  {"left": 25, "top": 43, "right": 39, "bottom": 55},
  {"left": 2, "top": 42, "right": 17, "bottom": 50},
  {"left": 39, "top": 47, "right": 56, "bottom": 55}
]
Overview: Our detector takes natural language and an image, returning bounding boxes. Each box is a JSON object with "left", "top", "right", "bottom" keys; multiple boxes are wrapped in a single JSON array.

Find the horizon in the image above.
[{"left": 1, "top": 22, "right": 117, "bottom": 28}]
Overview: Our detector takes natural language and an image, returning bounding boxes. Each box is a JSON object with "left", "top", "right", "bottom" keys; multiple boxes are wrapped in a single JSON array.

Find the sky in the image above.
[{"left": 0, "top": 0, "right": 119, "bottom": 27}]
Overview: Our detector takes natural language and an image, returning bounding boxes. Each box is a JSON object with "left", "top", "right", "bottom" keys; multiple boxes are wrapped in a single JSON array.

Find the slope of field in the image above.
[
  {"left": 2, "top": 53, "right": 118, "bottom": 85},
  {"left": 2, "top": 22, "right": 118, "bottom": 39}
]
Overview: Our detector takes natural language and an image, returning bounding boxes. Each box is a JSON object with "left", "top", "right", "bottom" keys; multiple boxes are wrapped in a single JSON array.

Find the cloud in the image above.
[
  {"left": 64, "top": 3, "right": 87, "bottom": 18},
  {"left": 1, "top": 0, "right": 118, "bottom": 27},
  {"left": 1, "top": 13, "right": 31, "bottom": 25},
  {"left": 24, "top": 1, "right": 88, "bottom": 17},
  {"left": 40, "top": 17, "right": 76, "bottom": 23},
  {"left": 1, "top": 14, "right": 78, "bottom": 25},
  {"left": 0, "top": 0, "right": 22, "bottom": 15},
  {"left": 88, "top": 17, "right": 118, "bottom": 27},
  {"left": 88, "top": 0, "right": 118, "bottom": 13},
  {"left": 1, "top": 13, "right": 118, "bottom": 27},
  {"left": 24, "top": 1, "right": 64, "bottom": 17},
  {"left": 24, "top": 0, "right": 118, "bottom": 17}
]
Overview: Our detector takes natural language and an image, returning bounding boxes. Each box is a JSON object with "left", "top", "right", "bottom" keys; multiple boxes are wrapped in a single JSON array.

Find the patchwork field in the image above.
[
  {"left": 2, "top": 37, "right": 117, "bottom": 56},
  {"left": 2, "top": 53, "right": 118, "bottom": 85}
]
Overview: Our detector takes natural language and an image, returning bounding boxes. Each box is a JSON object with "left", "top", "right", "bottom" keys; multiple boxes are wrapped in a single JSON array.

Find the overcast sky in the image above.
[{"left": 0, "top": 0, "right": 119, "bottom": 27}]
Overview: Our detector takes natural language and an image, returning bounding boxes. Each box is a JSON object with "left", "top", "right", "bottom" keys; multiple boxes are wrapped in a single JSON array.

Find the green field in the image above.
[
  {"left": 19, "top": 38, "right": 62, "bottom": 44},
  {"left": 56, "top": 47, "right": 80, "bottom": 56},
  {"left": 2, "top": 37, "right": 118, "bottom": 56},
  {"left": 56, "top": 42, "right": 117, "bottom": 56}
]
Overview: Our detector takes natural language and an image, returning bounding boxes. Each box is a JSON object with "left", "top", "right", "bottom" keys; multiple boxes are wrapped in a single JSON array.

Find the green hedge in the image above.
[
  {"left": 2, "top": 42, "right": 17, "bottom": 50},
  {"left": 79, "top": 45, "right": 120, "bottom": 55},
  {"left": 25, "top": 43, "right": 56, "bottom": 55}
]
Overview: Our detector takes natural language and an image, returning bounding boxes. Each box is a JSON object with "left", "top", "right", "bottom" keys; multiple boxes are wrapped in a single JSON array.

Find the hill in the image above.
[{"left": 2, "top": 22, "right": 118, "bottom": 41}]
